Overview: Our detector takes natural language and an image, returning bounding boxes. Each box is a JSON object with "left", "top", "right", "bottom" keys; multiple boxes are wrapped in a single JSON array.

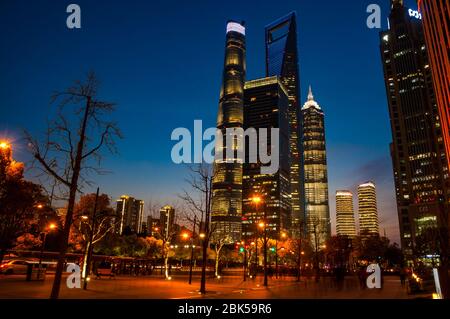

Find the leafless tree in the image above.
[
  {"left": 178, "top": 164, "right": 215, "bottom": 294},
  {"left": 213, "top": 234, "right": 232, "bottom": 278},
  {"left": 25, "top": 72, "right": 122, "bottom": 299},
  {"left": 152, "top": 215, "right": 178, "bottom": 279},
  {"left": 308, "top": 216, "right": 329, "bottom": 282}
]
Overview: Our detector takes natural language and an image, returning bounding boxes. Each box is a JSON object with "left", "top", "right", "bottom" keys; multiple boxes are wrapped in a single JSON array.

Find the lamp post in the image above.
[
  {"left": 38, "top": 222, "right": 57, "bottom": 279},
  {"left": 253, "top": 196, "right": 268, "bottom": 287},
  {"left": 189, "top": 215, "right": 196, "bottom": 284},
  {"left": 181, "top": 223, "right": 195, "bottom": 285}
]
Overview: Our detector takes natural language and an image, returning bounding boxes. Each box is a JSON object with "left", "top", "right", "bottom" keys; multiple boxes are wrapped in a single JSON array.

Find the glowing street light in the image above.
[
  {"left": 38, "top": 222, "right": 58, "bottom": 279},
  {"left": 199, "top": 233, "right": 206, "bottom": 239},
  {"left": 181, "top": 232, "right": 190, "bottom": 240},
  {"left": 251, "top": 196, "right": 262, "bottom": 205},
  {"left": 0, "top": 141, "right": 10, "bottom": 149}
]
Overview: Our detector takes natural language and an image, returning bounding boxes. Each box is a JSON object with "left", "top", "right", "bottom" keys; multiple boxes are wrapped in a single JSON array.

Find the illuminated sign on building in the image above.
[{"left": 409, "top": 9, "right": 422, "bottom": 20}]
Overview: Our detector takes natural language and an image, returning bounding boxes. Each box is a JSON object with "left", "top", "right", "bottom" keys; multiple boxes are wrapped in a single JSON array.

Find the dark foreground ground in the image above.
[{"left": 0, "top": 273, "right": 427, "bottom": 299}]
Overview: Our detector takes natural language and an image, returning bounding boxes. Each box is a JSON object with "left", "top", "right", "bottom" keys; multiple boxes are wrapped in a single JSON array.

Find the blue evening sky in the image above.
[{"left": 0, "top": 0, "right": 420, "bottom": 244}]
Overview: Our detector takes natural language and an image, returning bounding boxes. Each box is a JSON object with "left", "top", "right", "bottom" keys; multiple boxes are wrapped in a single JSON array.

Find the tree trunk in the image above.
[
  {"left": 0, "top": 249, "right": 5, "bottom": 265},
  {"left": 215, "top": 250, "right": 219, "bottom": 278},
  {"left": 50, "top": 97, "right": 91, "bottom": 299},
  {"left": 81, "top": 241, "right": 90, "bottom": 279},
  {"left": 164, "top": 252, "right": 169, "bottom": 279},
  {"left": 200, "top": 239, "right": 207, "bottom": 294}
]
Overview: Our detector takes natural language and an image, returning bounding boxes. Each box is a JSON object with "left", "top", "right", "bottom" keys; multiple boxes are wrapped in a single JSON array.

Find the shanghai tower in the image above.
[
  {"left": 265, "top": 12, "right": 303, "bottom": 238},
  {"left": 211, "top": 21, "right": 246, "bottom": 243}
]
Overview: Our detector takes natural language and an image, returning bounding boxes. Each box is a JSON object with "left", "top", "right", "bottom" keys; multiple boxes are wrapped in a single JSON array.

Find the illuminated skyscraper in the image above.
[
  {"left": 419, "top": 0, "right": 450, "bottom": 177},
  {"left": 242, "top": 76, "right": 290, "bottom": 240},
  {"left": 160, "top": 205, "right": 175, "bottom": 238},
  {"left": 336, "top": 191, "right": 357, "bottom": 238},
  {"left": 358, "top": 182, "right": 379, "bottom": 236},
  {"left": 301, "top": 87, "right": 331, "bottom": 247},
  {"left": 380, "top": 0, "right": 449, "bottom": 258},
  {"left": 265, "top": 12, "right": 303, "bottom": 238},
  {"left": 115, "top": 195, "right": 144, "bottom": 235},
  {"left": 211, "top": 21, "right": 246, "bottom": 243}
]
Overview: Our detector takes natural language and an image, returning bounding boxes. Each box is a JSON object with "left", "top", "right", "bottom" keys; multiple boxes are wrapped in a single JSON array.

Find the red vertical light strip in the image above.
[{"left": 420, "top": 0, "right": 450, "bottom": 174}]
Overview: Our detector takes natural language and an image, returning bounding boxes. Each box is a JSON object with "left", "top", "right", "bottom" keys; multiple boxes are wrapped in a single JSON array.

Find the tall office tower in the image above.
[
  {"left": 336, "top": 191, "right": 357, "bottom": 238},
  {"left": 115, "top": 195, "right": 144, "bottom": 235},
  {"left": 265, "top": 12, "right": 303, "bottom": 238},
  {"left": 380, "top": 0, "right": 449, "bottom": 258},
  {"left": 420, "top": 0, "right": 450, "bottom": 174},
  {"left": 211, "top": 21, "right": 246, "bottom": 243},
  {"left": 358, "top": 182, "right": 379, "bottom": 236},
  {"left": 301, "top": 87, "right": 331, "bottom": 247},
  {"left": 160, "top": 205, "right": 175, "bottom": 238},
  {"left": 242, "top": 76, "right": 290, "bottom": 240}
]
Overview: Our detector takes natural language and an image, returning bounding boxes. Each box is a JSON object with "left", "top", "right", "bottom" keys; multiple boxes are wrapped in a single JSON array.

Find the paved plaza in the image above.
[{"left": 0, "top": 273, "right": 422, "bottom": 299}]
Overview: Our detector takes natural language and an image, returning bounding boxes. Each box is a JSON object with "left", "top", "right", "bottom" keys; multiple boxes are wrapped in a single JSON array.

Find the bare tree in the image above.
[
  {"left": 179, "top": 164, "right": 215, "bottom": 294},
  {"left": 26, "top": 72, "right": 122, "bottom": 299},
  {"left": 72, "top": 192, "right": 117, "bottom": 282},
  {"left": 308, "top": 216, "right": 328, "bottom": 282},
  {"left": 213, "top": 235, "right": 232, "bottom": 278},
  {"left": 152, "top": 214, "right": 178, "bottom": 280}
]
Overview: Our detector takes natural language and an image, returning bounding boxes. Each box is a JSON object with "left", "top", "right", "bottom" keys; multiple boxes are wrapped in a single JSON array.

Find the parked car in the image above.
[{"left": 0, "top": 260, "right": 30, "bottom": 275}]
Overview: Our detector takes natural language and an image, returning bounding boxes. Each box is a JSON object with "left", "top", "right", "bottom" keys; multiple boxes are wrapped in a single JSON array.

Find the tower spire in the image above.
[{"left": 308, "top": 85, "right": 314, "bottom": 101}]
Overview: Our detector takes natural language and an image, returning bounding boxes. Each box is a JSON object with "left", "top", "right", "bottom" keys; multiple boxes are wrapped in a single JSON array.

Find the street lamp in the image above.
[
  {"left": 252, "top": 195, "right": 268, "bottom": 287},
  {"left": 38, "top": 222, "right": 57, "bottom": 279},
  {"left": 0, "top": 141, "right": 10, "bottom": 149}
]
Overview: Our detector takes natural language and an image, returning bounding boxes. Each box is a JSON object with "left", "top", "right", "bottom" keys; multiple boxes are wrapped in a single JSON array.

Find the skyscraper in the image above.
[
  {"left": 336, "top": 191, "right": 357, "bottom": 238},
  {"left": 160, "top": 205, "right": 175, "bottom": 238},
  {"left": 301, "top": 87, "right": 331, "bottom": 247},
  {"left": 211, "top": 20, "right": 246, "bottom": 243},
  {"left": 358, "top": 182, "right": 379, "bottom": 236},
  {"left": 419, "top": 0, "right": 450, "bottom": 174},
  {"left": 380, "top": 0, "right": 449, "bottom": 258},
  {"left": 242, "top": 76, "right": 290, "bottom": 240},
  {"left": 115, "top": 195, "right": 144, "bottom": 235},
  {"left": 265, "top": 12, "right": 303, "bottom": 238}
]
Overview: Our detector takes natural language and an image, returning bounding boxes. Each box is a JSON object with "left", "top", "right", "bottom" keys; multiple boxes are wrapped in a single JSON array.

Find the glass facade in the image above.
[
  {"left": 301, "top": 87, "right": 331, "bottom": 248},
  {"left": 242, "top": 76, "right": 291, "bottom": 240},
  {"left": 265, "top": 12, "right": 304, "bottom": 238},
  {"left": 336, "top": 191, "right": 357, "bottom": 238},
  {"left": 380, "top": 1, "right": 449, "bottom": 258},
  {"left": 211, "top": 21, "right": 246, "bottom": 244},
  {"left": 420, "top": 0, "right": 450, "bottom": 179},
  {"left": 357, "top": 182, "right": 380, "bottom": 236}
]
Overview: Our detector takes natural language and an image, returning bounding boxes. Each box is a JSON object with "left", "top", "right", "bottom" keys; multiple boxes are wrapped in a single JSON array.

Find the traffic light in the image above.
[
  {"left": 239, "top": 247, "right": 245, "bottom": 253},
  {"left": 270, "top": 247, "right": 276, "bottom": 252}
]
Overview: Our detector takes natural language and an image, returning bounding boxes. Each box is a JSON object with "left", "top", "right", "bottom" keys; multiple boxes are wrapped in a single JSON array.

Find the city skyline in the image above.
[{"left": 0, "top": 0, "right": 426, "bottom": 244}]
